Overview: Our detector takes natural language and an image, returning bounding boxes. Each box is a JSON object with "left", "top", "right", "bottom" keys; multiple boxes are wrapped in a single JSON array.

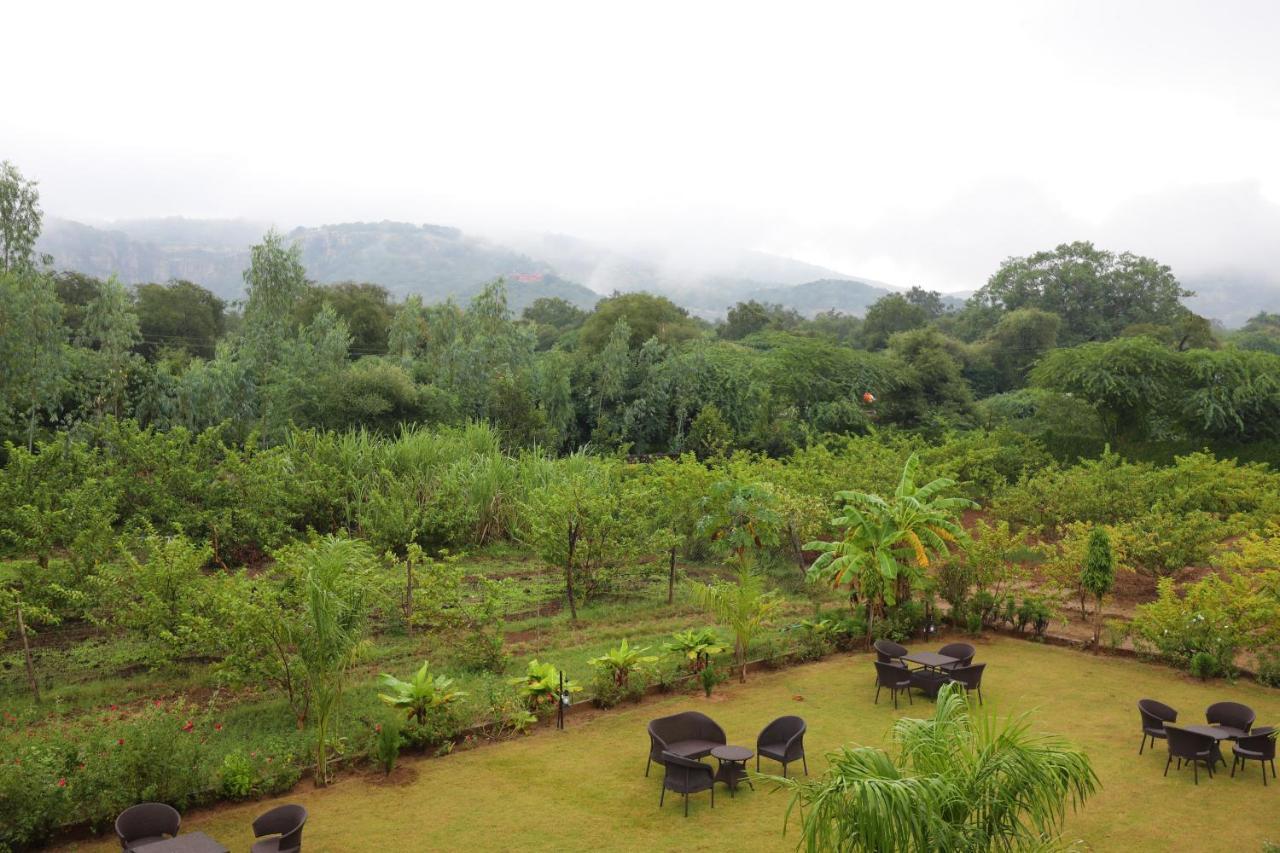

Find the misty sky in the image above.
[{"left": 5, "top": 0, "right": 1279, "bottom": 291}]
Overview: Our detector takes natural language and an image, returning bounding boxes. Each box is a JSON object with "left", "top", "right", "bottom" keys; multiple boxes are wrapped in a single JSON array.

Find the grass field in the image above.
[{"left": 54, "top": 635, "right": 1280, "bottom": 852}]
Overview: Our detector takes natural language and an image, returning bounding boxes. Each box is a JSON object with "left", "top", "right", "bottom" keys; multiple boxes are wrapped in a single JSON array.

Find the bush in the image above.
[
  {"left": 1255, "top": 648, "right": 1280, "bottom": 688},
  {"left": 369, "top": 721, "right": 402, "bottom": 775},
  {"left": 877, "top": 602, "right": 926, "bottom": 643},
  {"left": 1190, "top": 651, "right": 1219, "bottom": 681},
  {"left": 1016, "top": 597, "right": 1052, "bottom": 638},
  {"left": 1103, "top": 618, "right": 1130, "bottom": 650},
  {"left": 700, "top": 664, "right": 728, "bottom": 697},
  {"left": 790, "top": 618, "right": 837, "bottom": 662},
  {"left": 219, "top": 750, "right": 255, "bottom": 799},
  {"left": 965, "top": 611, "right": 983, "bottom": 635}
]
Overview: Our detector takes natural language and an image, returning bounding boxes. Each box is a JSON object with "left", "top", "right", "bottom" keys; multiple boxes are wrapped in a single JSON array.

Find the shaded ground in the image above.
[{"left": 54, "top": 636, "right": 1280, "bottom": 852}]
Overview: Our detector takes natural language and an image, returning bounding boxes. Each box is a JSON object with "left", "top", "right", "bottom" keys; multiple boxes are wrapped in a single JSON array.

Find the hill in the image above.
[{"left": 36, "top": 218, "right": 602, "bottom": 311}]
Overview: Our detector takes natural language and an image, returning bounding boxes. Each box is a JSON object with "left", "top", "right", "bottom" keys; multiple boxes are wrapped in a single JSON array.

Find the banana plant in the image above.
[
  {"left": 377, "top": 660, "right": 467, "bottom": 725},
  {"left": 664, "top": 628, "right": 725, "bottom": 673},
  {"left": 509, "top": 659, "right": 582, "bottom": 710},
  {"left": 588, "top": 638, "right": 659, "bottom": 687}
]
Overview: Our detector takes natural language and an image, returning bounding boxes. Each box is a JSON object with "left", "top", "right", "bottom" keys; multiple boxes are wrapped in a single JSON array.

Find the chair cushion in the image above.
[
  {"left": 1142, "top": 727, "right": 1168, "bottom": 738},
  {"left": 665, "top": 739, "right": 720, "bottom": 759},
  {"left": 125, "top": 836, "right": 168, "bottom": 849},
  {"left": 1234, "top": 746, "right": 1267, "bottom": 759},
  {"left": 758, "top": 742, "right": 789, "bottom": 761}
]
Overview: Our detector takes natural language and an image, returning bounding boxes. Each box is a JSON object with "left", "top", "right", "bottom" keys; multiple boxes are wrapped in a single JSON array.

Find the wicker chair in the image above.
[
  {"left": 945, "top": 663, "right": 986, "bottom": 705},
  {"left": 756, "top": 716, "right": 807, "bottom": 778},
  {"left": 659, "top": 752, "right": 715, "bottom": 816},
  {"left": 646, "top": 711, "right": 726, "bottom": 776},
  {"left": 251, "top": 804, "right": 307, "bottom": 853},
  {"left": 1164, "top": 725, "right": 1216, "bottom": 784},
  {"left": 937, "top": 642, "right": 975, "bottom": 670},
  {"left": 873, "top": 639, "right": 908, "bottom": 686},
  {"left": 1206, "top": 701, "right": 1256, "bottom": 734},
  {"left": 1137, "top": 699, "right": 1178, "bottom": 755},
  {"left": 115, "top": 803, "right": 180, "bottom": 849},
  {"left": 874, "top": 660, "right": 914, "bottom": 709},
  {"left": 1230, "top": 726, "right": 1277, "bottom": 786}
]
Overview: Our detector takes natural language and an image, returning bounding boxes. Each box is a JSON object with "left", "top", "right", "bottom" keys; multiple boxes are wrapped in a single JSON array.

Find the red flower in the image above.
[
  {"left": 154, "top": 700, "right": 163, "bottom": 708},
  {"left": 375, "top": 724, "right": 382, "bottom": 733},
  {"left": 118, "top": 738, "right": 125, "bottom": 746},
  {"left": 57, "top": 778, "right": 67, "bottom": 787},
  {"left": 110, "top": 704, "right": 118, "bottom": 711},
  {"left": 214, "top": 723, "right": 222, "bottom": 732},
  {"left": 182, "top": 720, "right": 194, "bottom": 732}
]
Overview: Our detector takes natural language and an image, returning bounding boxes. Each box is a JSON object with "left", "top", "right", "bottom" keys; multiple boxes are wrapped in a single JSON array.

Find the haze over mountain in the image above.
[{"left": 34, "top": 215, "right": 1280, "bottom": 325}]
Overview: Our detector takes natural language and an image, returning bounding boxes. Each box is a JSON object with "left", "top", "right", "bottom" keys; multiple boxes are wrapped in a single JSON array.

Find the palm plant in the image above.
[
  {"left": 806, "top": 454, "right": 974, "bottom": 635},
  {"left": 665, "top": 627, "right": 725, "bottom": 673},
  {"left": 509, "top": 659, "right": 582, "bottom": 711},
  {"left": 690, "top": 564, "right": 782, "bottom": 682},
  {"left": 377, "top": 660, "right": 467, "bottom": 725},
  {"left": 587, "top": 638, "right": 659, "bottom": 688},
  {"left": 774, "top": 683, "right": 1098, "bottom": 852}
]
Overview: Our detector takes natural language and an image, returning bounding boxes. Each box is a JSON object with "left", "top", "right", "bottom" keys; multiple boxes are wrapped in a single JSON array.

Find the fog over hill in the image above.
[{"left": 34, "top": 216, "right": 1279, "bottom": 326}]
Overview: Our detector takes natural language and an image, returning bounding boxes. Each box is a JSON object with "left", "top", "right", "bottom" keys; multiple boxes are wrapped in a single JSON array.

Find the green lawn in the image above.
[{"left": 54, "top": 635, "right": 1280, "bottom": 852}]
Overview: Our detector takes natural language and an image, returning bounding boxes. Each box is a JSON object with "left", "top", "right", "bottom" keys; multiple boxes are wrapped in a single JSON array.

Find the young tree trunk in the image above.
[
  {"left": 736, "top": 637, "right": 747, "bottom": 683},
  {"left": 667, "top": 547, "right": 676, "bottom": 605},
  {"left": 315, "top": 713, "right": 328, "bottom": 786},
  {"left": 404, "top": 556, "right": 414, "bottom": 634},
  {"left": 565, "top": 521, "right": 579, "bottom": 621},
  {"left": 16, "top": 603, "right": 40, "bottom": 703},
  {"left": 1092, "top": 595, "right": 1104, "bottom": 652}
]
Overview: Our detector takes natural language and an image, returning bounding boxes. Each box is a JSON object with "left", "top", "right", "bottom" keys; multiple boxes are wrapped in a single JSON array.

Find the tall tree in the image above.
[
  {"left": 974, "top": 241, "right": 1190, "bottom": 345},
  {"left": 74, "top": 275, "right": 142, "bottom": 421},
  {"left": 134, "top": 279, "right": 226, "bottom": 359},
  {"left": 0, "top": 161, "right": 43, "bottom": 273},
  {"left": 860, "top": 293, "right": 928, "bottom": 350},
  {"left": 1080, "top": 526, "right": 1115, "bottom": 649},
  {"left": 0, "top": 270, "right": 68, "bottom": 449},
  {"left": 241, "top": 229, "right": 309, "bottom": 368}
]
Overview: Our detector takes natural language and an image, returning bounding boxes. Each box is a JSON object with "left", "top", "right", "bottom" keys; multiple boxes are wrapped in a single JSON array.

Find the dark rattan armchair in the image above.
[
  {"left": 115, "top": 803, "right": 180, "bottom": 849},
  {"left": 646, "top": 711, "right": 726, "bottom": 776},
  {"left": 945, "top": 663, "right": 986, "bottom": 705},
  {"left": 1164, "top": 725, "right": 1216, "bottom": 784},
  {"left": 659, "top": 752, "right": 715, "bottom": 816},
  {"left": 1137, "top": 699, "right": 1177, "bottom": 755},
  {"left": 756, "top": 715, "right": 807, "bottom": 777},
  {"left": 874, "top": 660, "right": 914, "bottom": 709},
  {"left": 251, "top": 804, "right": 307, "bottom": 853},
  {"left": 1231, "top": 725, "right": 1277, "bottom": 786},
  {"left": 937, "top": 642, "right": 975, "bottom": 670},
  {"left": 1206, "top": 701, "right": 1256, "bottom": 734},
  {"left": 873, "top": 639, "right": 908, "bottom": 686}
]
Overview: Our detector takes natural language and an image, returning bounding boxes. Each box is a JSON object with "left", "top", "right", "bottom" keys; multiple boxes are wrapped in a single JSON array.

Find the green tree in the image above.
[
  {"left": 0, "top": 161, "right": 44, "bottom": 272},
  {"left": 775, "top": 682, "right": 1097, "bottom": 851},
  {"left": 578, "top": 292, "right": 700, "bottom": 353},
  {"left": 1030, "top": 336, "right": 1182, "bottom": 443},
  {"left": 0, "top": 270, "right": 68, "bottom": 449},
  {"left": 241, "top": 230, "right": 309, "bottom": 368},
  {"left": 806, "top": 454, "right": 973, "bottom": 634},
  {"left": 860, "top": 293, "right": 928, "bottom": 350},
  {"left": 981, "top": 308, "right": 1061, "bottom": 393},
  {"left": 518, "top": 453, "right": 621, "bottom": 621},
  {"left": 721, "top": 300, "right": 801, "bottom": 340},
  {"left": 74, "top": 275, "right": 142, "bottom": 421},
  {"left": 295, "top": 281, "right": 392, "bottom": 356},
  {"left": 973, "top": 241, "right": 1190, "bottom": 345},
  {"left": 134, "top": 280, "right": 226, "bottom": 359},
  {"left": 627, "top": 455, "right": 714, "bottom": 603},
  {"left": 1080, "top": 526, "right": 1115, "bottom": 649}
]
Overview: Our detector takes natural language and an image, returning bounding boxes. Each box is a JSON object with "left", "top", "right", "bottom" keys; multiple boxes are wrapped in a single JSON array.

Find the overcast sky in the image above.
[{"left": 5, "top": 0, "right": 1279, "bottom": 291}]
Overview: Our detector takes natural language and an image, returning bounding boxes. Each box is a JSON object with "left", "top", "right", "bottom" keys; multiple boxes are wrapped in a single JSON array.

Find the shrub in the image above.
[
  {"left": 965, "top": 611, "right": 983, "bottom": 635},
  {"left": 878, "top": 602, "right": 926, "bottom": 643},
  {"left": 1189, "top": 651, "right": 1219, "bottom": 681},
  {"left": 790, "top": 618, "right": 837, "bottom": 661},
  {"left": 1016, "top": 597, "right": 1052, "bottom": 638},
  {"left": 700, "top": 664, "right": 728, "bottom": 697},
  {"left": 664, "top": 627, "right": 724, "bottom": 673},
  {"left": 1254, "top": 648, "right": 1280, "bottom": 688},
  {"left": 369, "top": 721, "right": 402, "bottom": 775},
  {"left": 1103, "top": 618, "right": 1130, "bottom": 650},
  {"left": 219, "top": 750, "right": 255, "bottom": 799},
  {"left": 587, "top": 638, "right": 658, "bottom": 691}
]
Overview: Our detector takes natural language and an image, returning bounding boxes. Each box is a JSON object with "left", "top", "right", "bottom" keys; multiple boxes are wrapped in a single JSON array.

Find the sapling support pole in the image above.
[
  {"left": 557, "top": 672, "right": 565, "bottom": 730},
  {"left": 16, "top": 602, "right": 40, "bottom": 703}
]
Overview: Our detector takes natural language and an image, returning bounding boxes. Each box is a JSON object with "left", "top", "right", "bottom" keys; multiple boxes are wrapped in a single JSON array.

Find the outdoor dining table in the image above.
[
  {"left": 901, "top": 651, "right": 958, "bottom": 672},
  {"left": 1182, "top": 724, "right": 1248, "bottom": 768},
  {"left": 126, "top": 831, "right": 229, "bottom": 853}
]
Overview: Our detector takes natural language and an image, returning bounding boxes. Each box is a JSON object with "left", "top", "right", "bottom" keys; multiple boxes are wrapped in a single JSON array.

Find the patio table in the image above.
[
  {"left": 711, "top": 744, "right": 754, "bottom": 796},
  {"left": 127, "top": 831, "right": 229, "bottom": 853},
  {"left": 901, "top": 651, "right": 958, "bottom": 671}
]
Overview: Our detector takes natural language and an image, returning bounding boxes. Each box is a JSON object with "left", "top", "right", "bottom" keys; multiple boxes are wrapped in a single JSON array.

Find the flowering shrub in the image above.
[{"left": 1131, "top": 572, "right": 1280, "bottom": 675}]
